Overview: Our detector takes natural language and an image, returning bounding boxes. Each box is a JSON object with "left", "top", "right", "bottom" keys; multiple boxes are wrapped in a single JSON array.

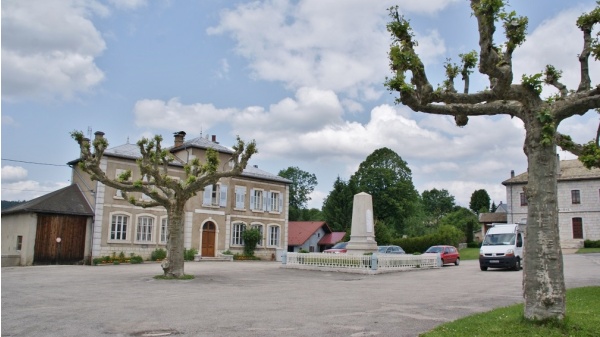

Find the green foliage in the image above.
[
  {"left": 537, "top": 109, "right": 556, "bottom": 146},
  {"left": 439, "top": 207, "right": 478, "bottom": 243},
  {"left": 92, "top": 258, "right": 103, "bottom": 265},
  {"left": 298, "top": 249, "right": 309, "bottom": 253},
  {"left": 242, "top": 228, "right": 261, "bottom": 256},
  {"left": 459, "top": 51, "right": 478, "bottom": 75},
  {"left": 374, "top": 220, "right": 395, "bottom": 246},
  {"left": 391, "top": 225, "right": 464, "bottom": 254},
  {"left": 469, "top": 189, "right": 491, "bottom": 214},
  {"left": 184, "top": 248, "right": 198, "bottom": 261},
  {"left": 221, "top": 249, "right": 233, "bottom": 255},
  {"left": 278, "top": 166, "right": 318, "bottom": 221},
  {"left": 154, "top": 274, "right": 195, "bottom": 280},
  {"left": 471, "top": 0, "right": 506, "bottom": 19},
  {"left": 421, "top": 188, "right": 456, "bottom": 228},
  {"left": 151, "top": 248, "right": 167, "bottom": 261},
  {"left": 349, "top": 148, "right": 420, "bottom": 234},
  {"left": 322, "top": 176, "right": 355, "bottom": 232},
  {"left": 579, "top": 141, "right": 600, "bottom": 169},
  {"left": 500, "top": 11, "right": 528, "bottom": 51},
  {"left": 521, "top": 73, "right": 543, "bottom": 95},
  {"left": 233, "top": 253, "right": 261, "bottom": 261},
  {"left": 584, "top": 239, "right": 600, "bottom": 248},
  {"left": 467, "top": 241, "right": 481, "bottom": 248},
  {"left": 130, "top": 255, "right": 144, "bottom": 264}
]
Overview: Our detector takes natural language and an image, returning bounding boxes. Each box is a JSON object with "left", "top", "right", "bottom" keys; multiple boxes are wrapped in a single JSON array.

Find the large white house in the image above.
[{"left": 502, "top": 158, "right": 600, "bottom": 248}]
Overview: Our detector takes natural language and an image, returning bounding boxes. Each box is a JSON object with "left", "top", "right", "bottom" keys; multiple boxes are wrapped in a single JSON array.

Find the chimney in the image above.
[
  {"left": 211, "top": 135, "right": 218, "bottom": 144},
  {"left": 510, "top": 170, "right": 514, "bottom": 178},
  {"left": 80, "top": 137, "right": 90, "bottom": 157},
  {"left": 174, "top": 131, "right": 186, "bottom": 147},
  {"left": 94, "top": 131, "right": 105, "bottom": 141}
]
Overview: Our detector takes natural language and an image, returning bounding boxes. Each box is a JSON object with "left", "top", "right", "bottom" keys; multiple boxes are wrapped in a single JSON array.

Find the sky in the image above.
[{"left": 2, "top": 0, "right": 599, "bottom": 210}]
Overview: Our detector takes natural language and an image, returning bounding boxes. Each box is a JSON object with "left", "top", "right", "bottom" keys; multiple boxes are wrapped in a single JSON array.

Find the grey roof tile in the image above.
[
  {"left": 2, "top": 184, "right": 94, "bottom": 216},
  {"left": 503, "top": 159, "right": 600, "bottom": 185}
]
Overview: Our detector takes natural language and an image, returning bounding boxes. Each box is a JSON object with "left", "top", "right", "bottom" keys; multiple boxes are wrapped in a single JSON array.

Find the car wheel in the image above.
[
  {"left": 455, "top": 258, "right": 460, "bottom": 266},
  {"left": 480, "top": 265, "right": 488, "bottom": 271},
  {"left": 513, "top": 258, "right": 521, "bottom": 271}
]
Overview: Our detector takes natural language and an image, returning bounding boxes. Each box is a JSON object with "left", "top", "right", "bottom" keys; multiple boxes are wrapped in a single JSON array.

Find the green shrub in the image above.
[
  {"left": 298, "top": 249, "right": 309, "bottom": 253},
  {"left": 584, "top": 240, "right": 600, "bottom": 248},
  {"left": 113, "top": 260, "right": 120, "bottom": 265},
  {"left": 242, "top": 228, "right": 261, "bottom": 256},
  {"left": 118, "top": 251, "right": 126, "bottom": 262},
  {"left": 233, "top": 253, "right": 261, "bottom": 260},
  {"left": 151, "top": 248, "right": 167, "bottom": 261},
  {"left": 391, "top": 225, "right": 464, "bottom": 253},
  {"left": 92, "top": 258, "right": 103, "bottom": 265},
  {"left": 130, "top": 255, "right": 144, "bottom": 264},
  {"left": 221, "top": 249, "right": 233, "bottom": 255},
  {"left": 184, "top": 248, "right": 198, "bottom": 261},
  {"left": 467, "top": 241, "right": 481, "bottom": 248}
]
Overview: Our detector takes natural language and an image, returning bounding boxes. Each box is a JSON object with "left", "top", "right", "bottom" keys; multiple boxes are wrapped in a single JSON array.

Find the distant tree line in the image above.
[{"left": 1, "top": 200, "right": 26, "bottom": 210}]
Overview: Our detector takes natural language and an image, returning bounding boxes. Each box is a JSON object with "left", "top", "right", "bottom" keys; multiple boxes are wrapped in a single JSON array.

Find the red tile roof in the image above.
[
  {"left": 288, "top": 221, "right": 331, "bottom": 245},
  {"left": 318, "top": 232, "right": 346, "bottom": 245}
]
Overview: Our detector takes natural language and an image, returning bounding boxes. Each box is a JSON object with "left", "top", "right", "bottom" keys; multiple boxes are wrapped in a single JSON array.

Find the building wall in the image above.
[
  {"left": 505, "top": 179, "right": 600, "bottom": 248},
  {"left": 1, "top": 213, "right": 37, "bottom": 266},
  {"left": 81, "top": 153, "right": 288, "bottom": 260}
]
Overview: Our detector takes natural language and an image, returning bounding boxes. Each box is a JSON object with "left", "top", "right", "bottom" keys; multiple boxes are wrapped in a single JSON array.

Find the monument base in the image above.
[{"left": 346, "top": 235, "right": 378, "bottom": 254}]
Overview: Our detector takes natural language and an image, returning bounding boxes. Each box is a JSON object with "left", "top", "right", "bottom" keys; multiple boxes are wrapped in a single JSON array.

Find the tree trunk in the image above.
[
  {"left": 522, "top": 116, "right": 566, "bottom": 321},
  {"left": 162, "top": 202, "right": 186, "bottom": 278}
]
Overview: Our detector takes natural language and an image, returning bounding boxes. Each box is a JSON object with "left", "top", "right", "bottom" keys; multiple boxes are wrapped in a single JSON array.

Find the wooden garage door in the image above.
[{"left": 34, "top": 214, "right": 87, "bottom": 264}]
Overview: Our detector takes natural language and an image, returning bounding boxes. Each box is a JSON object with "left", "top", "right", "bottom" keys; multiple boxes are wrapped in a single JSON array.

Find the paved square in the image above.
[{"left": 2, "top": 255, "right": 599, "bottom": 337}]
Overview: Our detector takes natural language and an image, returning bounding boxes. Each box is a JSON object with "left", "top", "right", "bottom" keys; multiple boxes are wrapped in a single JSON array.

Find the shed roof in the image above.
[
  {"left": 1, "top": 184, "right": 94, "bottom": 216},
  {"left": 287, "top": 221, "right": 331, "bottom": 246}
]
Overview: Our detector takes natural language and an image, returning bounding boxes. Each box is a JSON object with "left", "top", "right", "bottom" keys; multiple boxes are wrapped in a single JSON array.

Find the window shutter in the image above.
[
  {"left": 279, "top": 193, "right": 283, "bottom": 212},
  {"left": 250, "top": 189, "right": 256, "bottom": 210},
  {"left": 266, "top": 191, "right": 271, "bottom": 212},
  {"left": 203, "top": 185, "right": 212, "bottom": 205},
  {"left": 220, "top": 184, "right": 228, "bottom": 207}
]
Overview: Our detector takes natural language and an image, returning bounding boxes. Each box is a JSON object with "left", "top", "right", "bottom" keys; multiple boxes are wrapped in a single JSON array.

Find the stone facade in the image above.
[
  {"left": 70, "top": 132, "right": 290, "bottom": 261},
  {"left": 503, "top": 159, "right": 600, "bottom": 248}
]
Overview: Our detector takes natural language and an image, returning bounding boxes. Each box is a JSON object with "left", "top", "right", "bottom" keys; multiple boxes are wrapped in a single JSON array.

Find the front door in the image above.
[{"left": 201, "top": 222, "right": 216, "bottom": 257}]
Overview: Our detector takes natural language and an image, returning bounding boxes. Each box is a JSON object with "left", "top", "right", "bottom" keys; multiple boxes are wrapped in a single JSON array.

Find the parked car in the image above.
[
  {"left": 377, "top": 245, "right": 405, "bottom": 254},
  {"left": 425, "top": 245, "right": 460, "bottom": 266},
  {"left": 324, "top": 242, "right": 348, "bottom": 253}
]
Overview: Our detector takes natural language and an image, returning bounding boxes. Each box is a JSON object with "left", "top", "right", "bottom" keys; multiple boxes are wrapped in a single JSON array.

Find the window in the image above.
[
  {"left": 269, "top": 191, "right": 282, "bottom": 212},
  {"left": 520, "top": 192, "right": 528, "bottom": 206},
  {"left": 571, "top": 190, "right": 581, "bottom": 204},
  {"left": 160, "top": 218, "right": 168, "bottom": 244},
  {"left": 110, "top": 214, "right": 129, "bottom": 240},
  {"left": 114, "top": 169, "right": 128, "bottom": 198},
  {"left": 136, "top": 216, "right": 154, "bottom": 242},
  {"left": 16, "top": 236, "right": 23, "bottom": 251},
  {"left": 203, "top": 184, "right": 228, "bottom": 207},
  {"left": 231, "top": 223, "right": 246, "bottom": 245},
  {"left": 251, "top": 189, "right": 264, "bottom": 211},
  {"left": 235, "top": 186, "right": 246, "bottom": 209},
  {"left": 268, "top": 225, "right": 280, "bottom": 247},
  {"left": 572, "top": 218, "right": 583, "bottom": 239},
  {"left": 251, "top": 224, "right": 264, "bottom": 246}
]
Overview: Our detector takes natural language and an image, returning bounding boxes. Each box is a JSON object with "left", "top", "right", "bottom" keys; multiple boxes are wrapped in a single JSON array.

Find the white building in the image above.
[{"left": 502, "top": 159, "right": 600, "bottom": 249}]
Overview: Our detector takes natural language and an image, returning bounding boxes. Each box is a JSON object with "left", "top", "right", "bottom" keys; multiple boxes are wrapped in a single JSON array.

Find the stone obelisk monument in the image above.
[{"left": 346, "top": 192, "right": 378, "bottom": 254}]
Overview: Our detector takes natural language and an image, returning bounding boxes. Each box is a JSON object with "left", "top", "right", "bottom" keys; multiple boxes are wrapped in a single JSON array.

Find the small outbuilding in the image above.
[
  {"left": 1, "top": 184, "right": 94, "bottom": 266},
  {"left": 287, "top": 221, "right": 345, "bottom": 252}
]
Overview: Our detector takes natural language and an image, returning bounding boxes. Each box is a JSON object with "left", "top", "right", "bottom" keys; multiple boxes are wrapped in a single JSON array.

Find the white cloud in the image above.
[
  {"left": 1, "top": 166, "right": 28, "bottom": 183},
  {"left": 133, "top": 98, "right": 237, "bottom": 133},
  {"left": 207, "top": 0, "right": 455, "bottom": 100},
  {"left": 513, "top": 4, "right": 599, "bottom": 97},
  {"left": 1, "top": 180, "right": 69, "bottom": 201},
  {"left": 1, "top": 115, "right": 16, "bottom": 126},
  {"left": 108, "top": 0, "right": 147, "bottom": 10},
  {"left": 1, "top": 0, "right": 108, "bottom": 101}
]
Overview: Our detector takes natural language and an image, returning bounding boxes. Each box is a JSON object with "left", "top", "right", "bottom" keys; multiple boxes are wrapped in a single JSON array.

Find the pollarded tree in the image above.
[
  {"left": 71, "top": 131, "right": 256, "bottom": 278},
  {"left": 386, "top": 1, "right": 599, "bottom": 321},
  {"left": 469, "top": 189, "right": 491, "bottom": 214}
]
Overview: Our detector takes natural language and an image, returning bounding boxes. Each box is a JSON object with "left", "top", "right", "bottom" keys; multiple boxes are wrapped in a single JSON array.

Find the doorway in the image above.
[{"left": 202, "top": 222, "right": 216, "bottom": 257}]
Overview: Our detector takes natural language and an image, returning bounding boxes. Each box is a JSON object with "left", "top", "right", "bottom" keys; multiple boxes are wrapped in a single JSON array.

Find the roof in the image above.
[
  {"left": 503, "top": 159, "right": 600, "bottom": 185},
  {"left": 170, "top": 136, "right": 234, "bottom": 154},
  {"left": 318, "top": 232, "right": 346, "bottom": 245},
  {"left": 1, "top": 184, "right": 94, "bottom": 216},
  {"left": 242, "top": 165, "right": 291, "bottom": 184},
  {"left": 287, "top": 221, "right": 331, "bottom": 245},
  {"left": 478, "top": 212, "right": 507, "bottom": 223}
]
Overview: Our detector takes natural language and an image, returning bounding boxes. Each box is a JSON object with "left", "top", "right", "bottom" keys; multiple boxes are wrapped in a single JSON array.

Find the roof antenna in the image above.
[
  {"left": 87, "top": 126, "right": 92, "bottom": 139},
  {"left": 126, "top": 136, "right": 130, "bottom": 144},
  {"left": 200, "top": 125, "right": 203, "bottom": 138}
]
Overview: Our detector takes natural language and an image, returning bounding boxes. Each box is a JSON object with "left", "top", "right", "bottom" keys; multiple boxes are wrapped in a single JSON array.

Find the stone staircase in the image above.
[{"left": 193, "top": 254, "right": 233, "bottom": 262}]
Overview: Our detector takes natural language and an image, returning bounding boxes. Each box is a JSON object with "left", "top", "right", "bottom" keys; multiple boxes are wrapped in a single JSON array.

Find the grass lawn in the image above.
[
  {"left": 422, "top": 286, "right": 600, "bottom": 337},
  {"left": 458, "top": 247, "right": 480, "bottom": 260},
  {"left": 576, "top": 248, "right": 600, "bottom": 254}
]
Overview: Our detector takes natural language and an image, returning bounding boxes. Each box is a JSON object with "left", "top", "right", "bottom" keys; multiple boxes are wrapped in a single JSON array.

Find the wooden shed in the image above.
[{"left": 1, "top": 184, "right": 94, "bottom": 266}]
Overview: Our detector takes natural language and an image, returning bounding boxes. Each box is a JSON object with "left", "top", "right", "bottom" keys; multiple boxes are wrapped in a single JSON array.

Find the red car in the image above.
[
  {"left": 324, "top": 242, "right": 348, "bottom": 254},
  {"left": 425, "top": 245, "right": 460, "bottom": 266}
]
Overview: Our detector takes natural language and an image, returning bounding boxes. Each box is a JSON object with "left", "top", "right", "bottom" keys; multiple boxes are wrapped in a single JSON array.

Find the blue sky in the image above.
[{"left": 2, "top": 0, "right": 599, "bottom": 209}]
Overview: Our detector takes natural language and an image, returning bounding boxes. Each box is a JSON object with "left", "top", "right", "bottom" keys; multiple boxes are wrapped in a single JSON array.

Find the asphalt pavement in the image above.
[{"left": 2, "top": 254, "right": 599, "bottom": 337}]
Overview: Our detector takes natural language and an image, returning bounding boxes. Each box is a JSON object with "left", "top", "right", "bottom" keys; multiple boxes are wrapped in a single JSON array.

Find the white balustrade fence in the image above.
[{"left": 283, "top": 252, "right": 440, "bottom": 274}]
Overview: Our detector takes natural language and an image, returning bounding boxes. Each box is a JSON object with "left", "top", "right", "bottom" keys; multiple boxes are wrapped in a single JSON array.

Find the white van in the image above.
[{"left": 479, "top": 223, "right": 524, "bottom": 271}]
